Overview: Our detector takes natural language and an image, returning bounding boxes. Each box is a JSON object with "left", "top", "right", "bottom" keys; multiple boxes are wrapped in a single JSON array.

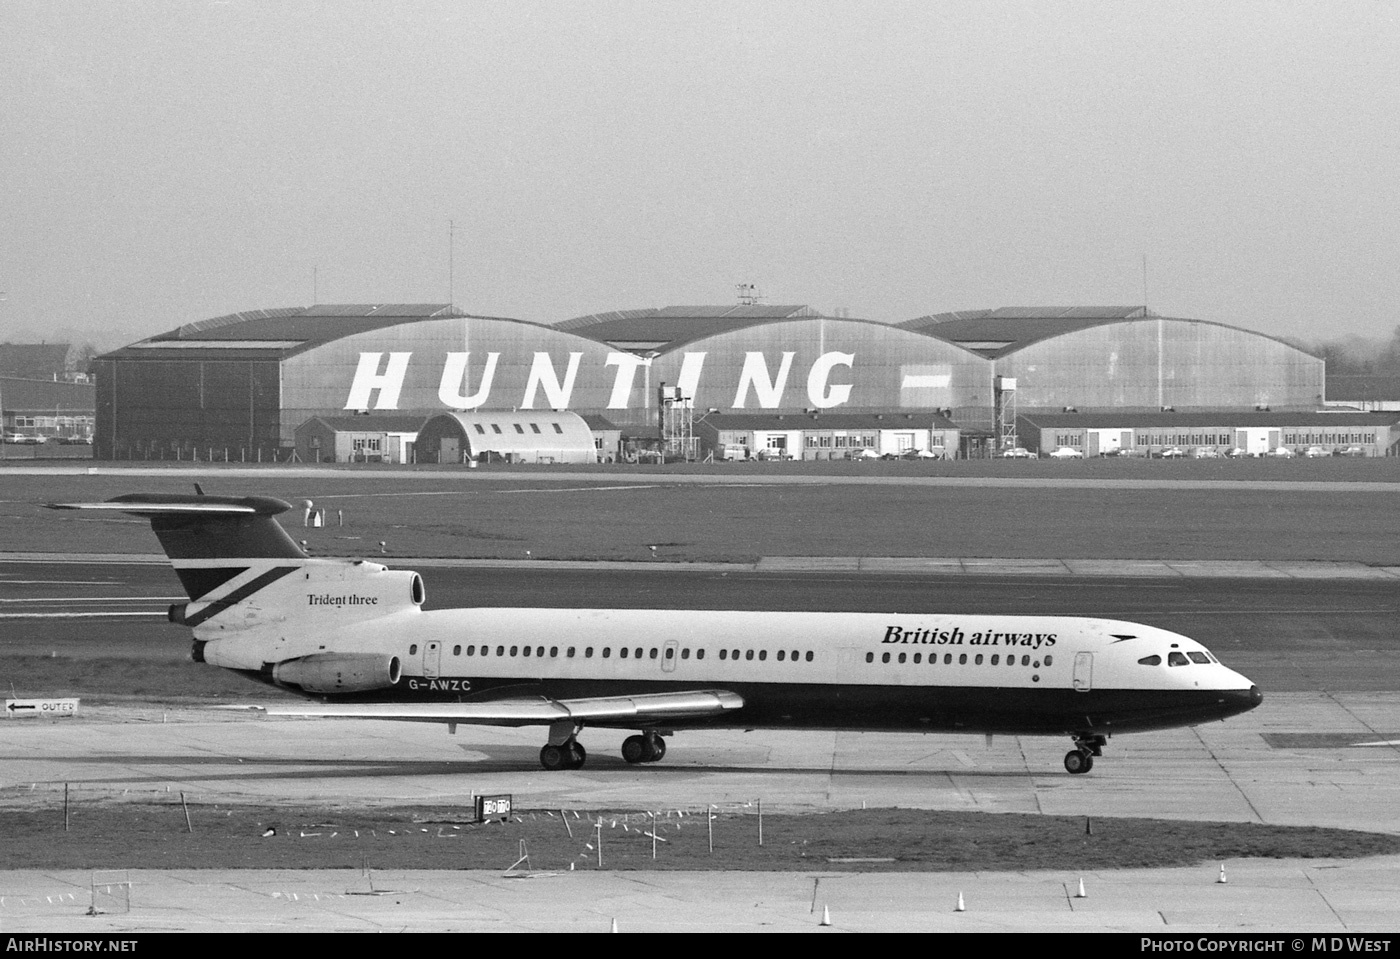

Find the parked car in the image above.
[
  {"left": 1266, "top": 446, "right": 1295, "bottom": 458},
  {"left": 1193, "top": 447, "right": 1221, "bottom": 459},
  {"left": 2, "top": 432, "right": 46, "bottom": 444},
  {"left": 1303, "top": 446, "right": 1329, "bottom": 458},
  {"left": 846, "top": 447, "right": 880, "bottom": 460},
  {"left": 1224, "top": 447, "right": 1249, "bottom": 458},
  {"left": 57, "top": 435, "right": 93, "bottom": 445},
  {"left": 1048, "top": 446, "right": 1083, "bottom": 459},
  {"left": 1157, "top": 447, "right": 1186, "bottom": 459},
  {"left": 1001, "top": 447, "right": 1034, "bottom": 459},
  {"left": 1340, "top": 446, "right": 1366, "bottom": 457}
]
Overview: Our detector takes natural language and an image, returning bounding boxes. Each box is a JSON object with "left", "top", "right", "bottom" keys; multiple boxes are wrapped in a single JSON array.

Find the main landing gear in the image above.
[
  {"left": 621, "top": 732, "right": 667, "bottom": 764},
  {"left": 539, "top": 740, "right": 587, "bottom": 771},
  {"left": 536, "top": 727, "right": 669, "bottom": 770},
  {"left": 1064, "top": 733, "right": 1107, "bottom": 775}
]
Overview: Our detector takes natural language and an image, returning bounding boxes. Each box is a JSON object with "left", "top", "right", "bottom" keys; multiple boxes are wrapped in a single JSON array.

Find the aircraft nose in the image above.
[{"left": 1232, "top": 685, "right": 1264, "bottom": 712}]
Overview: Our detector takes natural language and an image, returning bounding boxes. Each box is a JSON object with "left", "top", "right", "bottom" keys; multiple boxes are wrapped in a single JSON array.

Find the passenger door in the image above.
[{"left": 1072, "top": 652, "right": 1093, "bottom": 691}]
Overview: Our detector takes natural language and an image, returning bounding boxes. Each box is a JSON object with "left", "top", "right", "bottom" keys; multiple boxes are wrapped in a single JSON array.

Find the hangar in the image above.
[
  {"left": 93, "top": 301, "right": 1330, "bottom": 461},
  {"left": 94, "top": 303, "right": 995, "bottom": 459},
  {"left": 899, "top": 306, "right": 1324, "bottom": 413}
]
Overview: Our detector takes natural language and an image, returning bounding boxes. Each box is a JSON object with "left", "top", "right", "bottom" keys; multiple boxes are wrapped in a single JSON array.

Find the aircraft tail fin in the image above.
[{"left": 47, "top": 492, "right": 308, "bottom": 601}]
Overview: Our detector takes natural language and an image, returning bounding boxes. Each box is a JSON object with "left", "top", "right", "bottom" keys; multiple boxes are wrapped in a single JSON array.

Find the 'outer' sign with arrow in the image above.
[{"left": 5, "top": 699, "right": 79, "bottom": 718}]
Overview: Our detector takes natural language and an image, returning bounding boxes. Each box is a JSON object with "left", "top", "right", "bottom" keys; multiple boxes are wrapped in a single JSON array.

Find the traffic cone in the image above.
[
  {"left": 955, "top": 892, "right": 965, "bottom": 912},
  {"left": 611, "top": 918, "right": 619, "bottom": 933},
  {"left": 1217, "top": 864, "right": 1228, "bottom": 884},
  {"left": 1075, "top": 878, "right": 1087, "bottom": 898},
  {"left": 820, "top": 904, "right": 831, "bottom": 926}
]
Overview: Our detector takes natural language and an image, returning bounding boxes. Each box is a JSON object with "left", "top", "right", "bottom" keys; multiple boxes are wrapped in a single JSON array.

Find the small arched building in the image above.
[{"left": 413, "top": 410, "right": 598, "bottom": 464}]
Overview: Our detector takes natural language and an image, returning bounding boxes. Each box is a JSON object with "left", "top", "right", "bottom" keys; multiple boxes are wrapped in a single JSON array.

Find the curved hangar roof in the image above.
[
  {"left": 556, "top": 304, "right": 826, "bottom": 353},
  {"left": 105, "top": 304, "right": 494, "bottom": 362},
  {"left": 899, "top": 306, "right": 1324, "bottom": 411},
  {"left": 899, "top": 305, "right": 1310, "bottom": 360}
]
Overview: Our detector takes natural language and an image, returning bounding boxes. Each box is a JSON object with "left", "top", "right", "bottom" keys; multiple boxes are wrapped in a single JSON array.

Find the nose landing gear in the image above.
[{"left": 1064, "top": 733, "right": 1107, "bottom": 775}]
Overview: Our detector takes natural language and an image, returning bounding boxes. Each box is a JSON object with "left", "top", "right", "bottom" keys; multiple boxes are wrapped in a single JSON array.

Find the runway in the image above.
[{"left": 4, "top": 554, "right": 1400, "bottom": 930}]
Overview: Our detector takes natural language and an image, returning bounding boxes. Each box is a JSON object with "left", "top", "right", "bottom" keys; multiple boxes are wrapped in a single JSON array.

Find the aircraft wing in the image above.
[{"left": 243, "top": 689, "right": 745, "bottom": 728}]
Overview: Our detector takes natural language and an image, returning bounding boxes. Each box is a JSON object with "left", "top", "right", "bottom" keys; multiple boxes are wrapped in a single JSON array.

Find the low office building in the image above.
[
  {"left": 697, "top": 412, "right": 959, "bottom": 460},
  {"left": 294, "top": 415, "right": 428, "bottom": 464},
  {"left": 1019, "top": 411, "right": 1400, "bottom": 457}
]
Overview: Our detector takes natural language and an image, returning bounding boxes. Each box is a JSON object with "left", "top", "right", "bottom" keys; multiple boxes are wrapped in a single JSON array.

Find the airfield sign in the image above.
[{"left": 5, "top": 698, "right": 79, "bottom": 719}]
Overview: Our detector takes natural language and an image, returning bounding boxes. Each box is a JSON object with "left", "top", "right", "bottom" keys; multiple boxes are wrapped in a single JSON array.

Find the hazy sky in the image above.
[{"left": 3, "top": 1, "right": 1397, "bottom": 350}]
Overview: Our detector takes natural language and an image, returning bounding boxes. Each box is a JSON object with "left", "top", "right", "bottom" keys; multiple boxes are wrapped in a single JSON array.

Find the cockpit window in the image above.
[
  {"left": 1187, "top": 652, "right": 1211, "bottom": 664},
  {"left": 1168, "top": 652, "right": 1190, "bottom": 666},
  {"left": 1137, "top": 655, "right": 1161, "bottom": 666}
]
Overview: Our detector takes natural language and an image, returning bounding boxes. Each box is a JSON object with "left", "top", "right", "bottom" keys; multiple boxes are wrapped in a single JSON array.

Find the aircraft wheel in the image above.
[
  {"left": 567, "top": 742, "right": 587, "bottom": 769},
  {"left": 645, "top": 736, "right": 666, "bottom": 762},
  {"left": 1064, "top": 750, "right": 1093, "bottom": 775},
  {"left": 540, "top": 744, "right": 569, "bottom": 771},
  {"left": 622, "top": 735, "right": 648, "bottom": 764}
]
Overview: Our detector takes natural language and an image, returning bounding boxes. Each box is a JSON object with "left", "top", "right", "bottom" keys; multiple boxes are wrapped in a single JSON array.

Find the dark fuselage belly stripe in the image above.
[{"left": 321, "top": 676, "right": 1259, "bottom": 735}]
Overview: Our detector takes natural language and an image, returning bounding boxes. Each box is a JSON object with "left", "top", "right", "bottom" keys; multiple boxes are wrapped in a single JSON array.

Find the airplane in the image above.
[{"left": 48, "top": 491, "right": 1263, "bottom": 775}]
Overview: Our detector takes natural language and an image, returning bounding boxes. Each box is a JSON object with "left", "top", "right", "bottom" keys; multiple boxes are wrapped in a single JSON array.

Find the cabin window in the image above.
[
  {"left": 745, "top": 650, "right": 754, "bottom": 661},
  {"left": 664, "top": 647, "right": 673, "bottom": 660},
  {"left": 881, "top": 652, "right": 890, "bottom": 663},
  {"left": 553, "top": 423, "right": 564, "bottom": 434},
  {"left": 585, "top": 647, "right": 594, "bottom": 658},
  {"left": 1021, "top": 655, "right": 1031, "bottom": 666},
  {"left": 758, "top": 650, "right": 766, "bottom": 661},
  {"left": 650, "top": 648, "right": 659, "bottom": 660},
  {"left": 409, "top": 644, "right": 418, "bottom": 655},
  {"left": 913, "top": 653, "right": 921, "bottom": 664},
  {"left": 602, "top": 647, "right": 611, "bottom": 658},
  {"left": 523, "top": 646, "right": 532, "bottom": 657},
  {"left": 682, "top": 649, "right": 690, "bottom": 660},
  {"left": 959, "top": 654, "right": 967, "bottom": 665},
  {"left": 732, "top": 649, "right": 740, "bottom": 660},
  {"left": 510, "top": 645, "right": 519, "bottom": 656},
  {"left": 720, "top": 649, "right": 729, "bottom": 660},
  {"left": 697, "top": 649, "right": 705, "bottom": 660},
  {"left": 944, "top": 654, "right": 953, "bottom": 665},
  {"left": 792, "top": 650, "right": 800, "bottom": 661},
  {"left": 530, "top": 423, "right": 542, "bottom": 434},
  {"left": 496, "top": 646, "right": 505, "bottom": 656},
  {"left": 620, "top": 647, "right": 629, "bottom": 659},
  {"left": 452, "top": 645, "right": 461, "bottom": 656},
  {"left": 866, "top": 652, "right": 875, "bottom": 663},
  {"left": 777, "top": 650, "right": 786, "bottom": 661},
  {"left": 974, "top": 654, "right": 983, "bottom": 665},
  {"left": 474, "top": 424, "right": 486, "bottom": 434},
  {"left": 491, "top": 424, "right": 503, "bottom": 434},
  {"left": 567, "top": 646, "right": 576, "bottom": 658},
  {"left": 898, "top": 653, "right": 906, "bottom": 664},
  {"left": 514, "top": 424, "right": 525, "bottom": 434},
  {"left": 1168, "top": 652, "right": 1190, "bottom": 666},
  {"left": 550, "top": 646, "right": 558, "bottom": 657},
  {"left": 805, "top": 651, "right": 813, "bottom": 662},
  {"left": 990, "top": 655, "right": 999, "bottom": 665},
  {"left": 635, "top": 647, "right": 643, "bottom": 659},
  {"left": 1044, "top": 654, "right": 1054, "bottom": 666}
]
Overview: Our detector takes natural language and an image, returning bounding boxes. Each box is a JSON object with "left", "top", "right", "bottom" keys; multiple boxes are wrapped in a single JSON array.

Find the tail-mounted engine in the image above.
[{"left": 272, "top": 653, "right": 402, "bottom": 694}]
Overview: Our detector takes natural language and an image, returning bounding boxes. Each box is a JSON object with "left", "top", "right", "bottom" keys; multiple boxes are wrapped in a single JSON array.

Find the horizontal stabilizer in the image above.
[{"left": 47, "top": 494, "right": 307, "bottom": 594}]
